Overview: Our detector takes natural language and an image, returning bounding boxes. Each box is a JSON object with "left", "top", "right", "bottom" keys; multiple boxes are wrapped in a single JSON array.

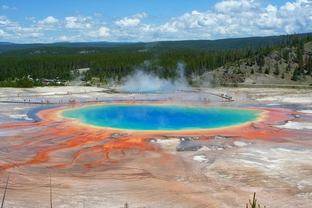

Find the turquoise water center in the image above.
[{"left": 61, "top": 104, "right": 261, "bottom": 131}]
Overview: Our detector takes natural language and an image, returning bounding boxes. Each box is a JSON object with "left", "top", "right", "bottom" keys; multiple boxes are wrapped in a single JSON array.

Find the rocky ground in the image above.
[
  {"left": 0, "top": 86, "right": 312, "bottom": 208},
  {"left": 197, "top": 41, "right": 312, "bottom": 87}
]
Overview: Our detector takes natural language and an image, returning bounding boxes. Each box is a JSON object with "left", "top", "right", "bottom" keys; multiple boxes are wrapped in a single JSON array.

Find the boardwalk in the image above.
[{"left": 0, "top": 89, "right": 234, "bottom": 106}]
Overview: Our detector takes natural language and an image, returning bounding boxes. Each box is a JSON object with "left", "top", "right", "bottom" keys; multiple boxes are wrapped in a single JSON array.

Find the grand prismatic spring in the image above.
[
  {"left": 61, "top": 105, "right": 261, "bottom": 130},
  {"left": 0, "top": 86, "right": 312, "bottom": 207}
]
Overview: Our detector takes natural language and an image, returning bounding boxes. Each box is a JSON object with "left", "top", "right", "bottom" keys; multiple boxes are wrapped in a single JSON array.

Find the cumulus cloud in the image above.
[
  {"left": 65, "top": 16, "right": 95, "bottom": 30},
  {"left": 0, "top": 29, "right": 8, "bottom": 36},
  {"left": 282, "top": 2, "right": 296, "bottom": 10},
  {"left": 65, "top": 16, "right": 81, "bottom": 29},
  {"left": 0, "top": 15, "right": 12, "bottom": 26},
  {"left": 153, "top": 0, "right": 312, "bottom": 40},
  {"left": 115, "top": 17, "right": 140, "bottom": 27},
  {"left": 58, "top": 35, "right": 78, "bottom": 42},
  {"left": 98, "top": 26, "right": 110, "bottom": 36},
  {"left": 115, "top": 12, "right": 147, "bottom": 27},
  {"left": 133, "top": 12, "right": 148, "bottom": 19},
  {"left": 0, "top": 0, "right": 312, "bottom": 43},
  {"left": 213, "top": 0, "right": 260, "bottom": 13},
  {"left": 38, "top": 16, "right": 59, "bottom": 25}
]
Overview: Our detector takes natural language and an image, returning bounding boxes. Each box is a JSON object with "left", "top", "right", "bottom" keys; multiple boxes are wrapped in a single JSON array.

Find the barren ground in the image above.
[{"left": 0, "top": 86, "right": 312, "bottom": 208}]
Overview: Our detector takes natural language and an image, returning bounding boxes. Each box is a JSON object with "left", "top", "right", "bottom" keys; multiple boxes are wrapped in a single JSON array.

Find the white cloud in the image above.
[
  {"left": 1, "top": 5, "right": 18, "bottom": 10},
  {"left": 151, "top": 0, "right": 312, "bottom": 40},
  {"left": 25, "top": 17, "right": 36, "bottom": 22},
  {"left": 38, "top": 16, "right": 59, "bottom": 25},
  {"left": 0, "top": 15, "right": 11, "bottom": 26},
  {"left": 214, "top": 0, "right": 259, "bottom": 13},
  {"left": 0, "top": 0, "right": 312, "bottom": 43},
  {"left": 65, "top": 16, "right": 78, "bottom": 29},
  {"left": 7, "top": 26, "right": 33, "bottom": 33},
  {"left": 283, "top": 2, "right": 296, "bottom": 10},
  {"left": 133, "top": 12, "right": 148, "bottom": 19},
  {"left": 58, "top": 35, "right": 72, "bottom": 41},
  {"left": 99, "top": 26, "right": 110, "bottom": 36},
  {"left": 115, "top": 12, "right": 147, "bottom": 27},
  {"left": 86, "top": 26, "right": 110, "bottom": 38},
  {"left": 115, "top": 17, "right": 140, "bottom": 27},
  {"left": 1, "top": 5, "right": 9, "bottom": 10},
  {"left": 65, "top": 16, "right": 95, "bottom": 30},
  {"left": 26, "top": 32, "right": 43, "bottom": 38},
  {"left": 0, "top": 29, "right": 9, "bottom": 37}
]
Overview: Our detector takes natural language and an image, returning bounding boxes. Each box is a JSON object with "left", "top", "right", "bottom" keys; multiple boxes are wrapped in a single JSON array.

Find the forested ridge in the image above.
[
  {"left": 0, "top": 33, "right": 311, "bottom": 87},
  {"left": 1, "top": 33, "right": 309, "bottom": 54}
]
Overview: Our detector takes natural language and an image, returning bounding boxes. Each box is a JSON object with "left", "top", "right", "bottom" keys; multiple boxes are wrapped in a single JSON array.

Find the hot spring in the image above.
[{"left": 61, "top": 104, "right": 262, "bottom": 131}]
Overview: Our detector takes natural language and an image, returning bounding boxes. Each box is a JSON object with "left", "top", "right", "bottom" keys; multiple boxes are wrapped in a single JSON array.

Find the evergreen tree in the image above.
[
  {"left": 292, "top": 67, "right": 299, "bottom": 81},
  {"left": 304, "top": 55, "right": 309, "bottom": 70},
  {"left": 257, "top": 53, "right": 265, "bottom": 71},
  {"left": 307, "top": 57, "right": 312, "bottom": 75},
  {"left": 286, "top": 62, "right": 291, "bottom": 73},
  {"left": 283, "top": 48, "right": 289, "bottom": 63},
  {"left": 280, "top": 36, "right": 285, "bottom": 48},
  {"left": 264, "top": 68, "right": 270, "bottom": 75},
  {"left": 274, "top": 63, "right": 280, "bottom": 76},
  {"left": 299, "top": 39, "right": 304, "bottom": 53},
  {"left": 298, "top": 60, "right": 303, "bottom": 77}
]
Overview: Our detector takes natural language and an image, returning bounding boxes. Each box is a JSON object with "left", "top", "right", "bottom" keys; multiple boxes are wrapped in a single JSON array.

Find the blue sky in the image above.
[{"left": 0, "top": 0, "right": 311, "bottom": 43}]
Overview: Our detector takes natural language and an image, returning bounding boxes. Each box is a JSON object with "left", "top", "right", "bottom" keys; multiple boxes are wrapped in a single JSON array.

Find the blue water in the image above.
[{"left": 61, "top": 104, "right": 261, "bottom": 131}]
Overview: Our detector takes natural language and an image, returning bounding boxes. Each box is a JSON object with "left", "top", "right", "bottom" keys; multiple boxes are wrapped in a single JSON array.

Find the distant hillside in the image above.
[
  {"left": 0, "top": 45, "right": 146, "bottom": 58},
  {"left": 198, "top": 38, "right": 312, "bottom": 87},
  {"left": 150, "top": 36, "right": 282, "bottom": 51},
  {"left": 1, "top": 33, "right": 311, "bottom": 57},
  {"left": 1, "top": 32, "right": 311, "bottom": 88},
  {"left": 0, "top": 42, "right": 144, "bottom": 56}
]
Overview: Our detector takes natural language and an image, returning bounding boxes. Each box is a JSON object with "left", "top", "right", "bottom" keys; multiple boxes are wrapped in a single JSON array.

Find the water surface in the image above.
[{"left": 61, "top": 104, "right": 261, "bottom": 131}]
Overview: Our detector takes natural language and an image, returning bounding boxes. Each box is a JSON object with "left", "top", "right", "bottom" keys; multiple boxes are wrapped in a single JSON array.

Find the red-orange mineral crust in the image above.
[{"left": 0, "top": 103, "right": 311, "bottom": 207}]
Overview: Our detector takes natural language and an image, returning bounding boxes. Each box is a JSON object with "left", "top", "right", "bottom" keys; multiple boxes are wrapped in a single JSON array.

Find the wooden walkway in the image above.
[{"left": 0, "top": 89, "right": 234, "bottom": 105}]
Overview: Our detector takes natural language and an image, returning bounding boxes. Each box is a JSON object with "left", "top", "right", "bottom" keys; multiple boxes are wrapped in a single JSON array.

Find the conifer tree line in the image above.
[{"left": 0, "top": 33, "right": 311, "bottom": 87}]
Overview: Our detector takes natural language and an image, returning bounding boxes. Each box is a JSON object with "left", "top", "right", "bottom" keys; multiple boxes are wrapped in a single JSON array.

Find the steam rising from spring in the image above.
[{"left": 120, "top": 62, "right": 191, "bottom": 92}]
